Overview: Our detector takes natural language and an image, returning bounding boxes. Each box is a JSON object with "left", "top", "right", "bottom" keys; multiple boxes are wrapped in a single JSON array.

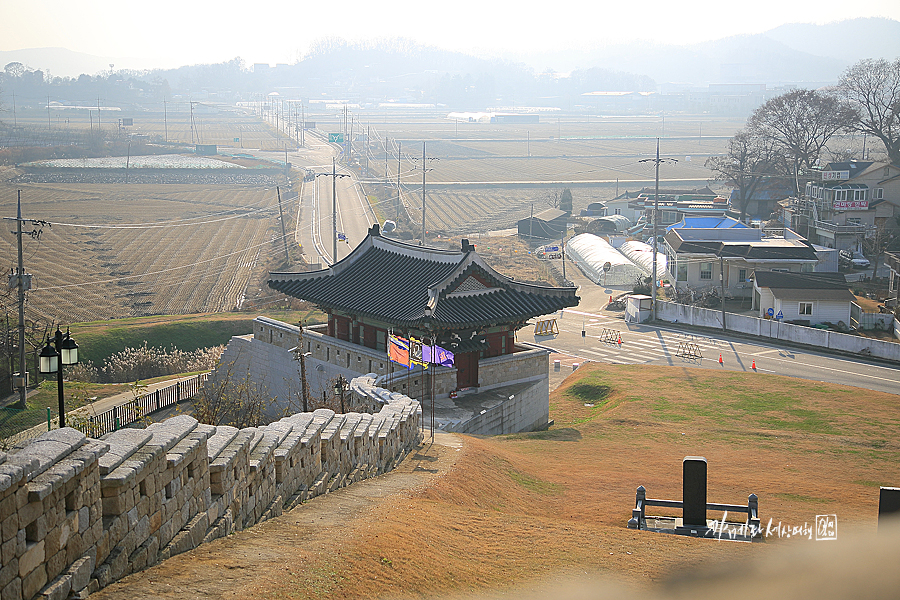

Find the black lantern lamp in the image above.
[{"left": 38, "top": 327, "right": 79, "bottom": 428}]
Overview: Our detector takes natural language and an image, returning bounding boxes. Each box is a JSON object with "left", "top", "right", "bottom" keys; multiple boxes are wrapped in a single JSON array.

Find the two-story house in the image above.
[{"left": 783, "top": 160, "right": 900, "bottom": 252}]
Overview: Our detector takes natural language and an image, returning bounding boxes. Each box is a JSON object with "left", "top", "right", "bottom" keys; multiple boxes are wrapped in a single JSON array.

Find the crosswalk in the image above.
[{"left": 551, "top": 326, "right": 727, "bottom": 365}]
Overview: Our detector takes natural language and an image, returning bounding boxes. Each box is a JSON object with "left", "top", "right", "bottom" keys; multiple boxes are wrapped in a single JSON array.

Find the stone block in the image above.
[
  {"left": 2, "top": 537, "right": 16, "bottom": 564},
  {"left": 67, "top": 555, "right": 94, "bottom": 593},
  {"left": 102, "top": 494, "right": 126, "bottom": 516},
  {"left": 19, "top": 540, "right": 45, "bottom": 578},
  {"left": 18, "top": 500, "right": 42, "bottom": 528},
  {"left": 64, "top": 532, "right": 84, "bottom": 565},
  {"left": 22, "top": 563, "right": 47, "bottom": 600},
  {"left": 92, "top": 562, "right": 111, "bottom": 589},
  {"left": 2, "top": 512, "right": 18, "bottom": 542},
  {"left": 38, "top": 570, "right": 71, "bottom": 600},
  {"left": 107, "top": 545, "right": 129, "bottom": 580},
  {"left": 0, "top": 557, "right": 18, "bottom": 587},
  {"left": 2, "top": 577, "right": 22, "bottom": 600},
  {"left": 78, "top": 506, "right": 89, "bottom": 534},
  {"left": 46, "top": 547, "right": 67, "bottom": 582}
]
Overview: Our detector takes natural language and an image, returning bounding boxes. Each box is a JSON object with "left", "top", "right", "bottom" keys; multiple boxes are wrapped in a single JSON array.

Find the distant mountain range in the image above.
[
  {"left": 511, "top": 17, "right": 900, "bottom": 85},
  {"left": 2, "top": 17, "right": 899, "bottom": 87}
]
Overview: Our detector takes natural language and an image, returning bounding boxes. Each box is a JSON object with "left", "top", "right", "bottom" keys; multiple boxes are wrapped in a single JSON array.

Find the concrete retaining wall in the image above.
[
  {"left": 656, "top": 301, "right": 900, "bottom": 362},
  {"left": 0, "top": 391, "right": 421, "bottom": 600}
]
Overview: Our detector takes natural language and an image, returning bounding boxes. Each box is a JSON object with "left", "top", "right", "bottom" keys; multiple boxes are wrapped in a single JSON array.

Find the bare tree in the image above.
[
  {"left": 706, "top": 129, "right": 787, "bottom": 222},
  {"left": 838, "top": 58, "right": 900, "bottom": 166},
  {"left": 194, "top": 353, "right": 269, "bottom": 428},
  {"left": 863, "top": 216, "right": 900, "bottom": 279},
  {"left": 544, "top": 189, "right": 561, "bottom": 209},
  {"left": 748, "top": 89, "right": 855, "bottom": 194}
]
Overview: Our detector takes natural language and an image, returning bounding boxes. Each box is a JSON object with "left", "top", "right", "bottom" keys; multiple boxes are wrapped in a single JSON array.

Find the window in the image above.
[
  {"left": 615, "top": 208, "right": 621, "bottom": 215},
  {"left": 700, "top": 262, "right": 712, "bottom": 280},
  {"left": 799, "top": 302, "right": 813, "bottom": 315},
  {"left": 854, "top": 189, "right": 867, "bottom": 202},
  {"left": 677, "top": 264, "right": 688, "bottom": 282},
  {"left": 875, "top": 188, "right": 884, "bottom": 200},
  {"left": 847, "top": 217, "right": 861, "bottom": 226},
  {"left": 738, "top": 269, "right": 747, "bottom": 283}
]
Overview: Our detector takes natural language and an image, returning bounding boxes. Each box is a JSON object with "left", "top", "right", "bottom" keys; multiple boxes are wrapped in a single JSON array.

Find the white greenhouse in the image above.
[
  {"left": 565, "top": 233, "right": 645, "bottom": 286},
  {"left": 618, "top": 240, "right": 667, "bottom": 277}
]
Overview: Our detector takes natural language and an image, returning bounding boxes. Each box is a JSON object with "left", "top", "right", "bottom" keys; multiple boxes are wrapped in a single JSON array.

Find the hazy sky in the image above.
[{"left": 3, "top": 0, "right": 899, "bottom": 69}]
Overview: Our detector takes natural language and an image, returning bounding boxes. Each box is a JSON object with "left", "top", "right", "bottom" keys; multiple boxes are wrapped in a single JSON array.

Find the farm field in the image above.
[
  {"left": 8, "top": 105, "right": 294, "bottom": 151},
  {"left": 89, "top": 364, "right": 900, "bottom": 600},
  {"left": 0, "top": 173, "right": 295, "bottom": 324}
]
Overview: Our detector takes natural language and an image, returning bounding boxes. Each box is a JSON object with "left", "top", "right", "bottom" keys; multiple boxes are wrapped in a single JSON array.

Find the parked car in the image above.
[{"left": 839, "top": 249, "right": 870, "bottom": 269}]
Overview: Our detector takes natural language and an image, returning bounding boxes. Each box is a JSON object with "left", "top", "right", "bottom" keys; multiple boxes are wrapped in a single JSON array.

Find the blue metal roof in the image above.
[{"left": 666, "top": 216, "right": 749, "bottom": 231}]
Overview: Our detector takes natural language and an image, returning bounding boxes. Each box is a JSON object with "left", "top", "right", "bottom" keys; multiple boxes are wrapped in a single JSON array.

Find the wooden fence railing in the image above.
[{"left": 73, "top": 373, "right": 208, "bottom": 438}]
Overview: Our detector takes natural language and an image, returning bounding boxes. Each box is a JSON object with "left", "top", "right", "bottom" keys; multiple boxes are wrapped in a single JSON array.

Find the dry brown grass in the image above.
[{"left": 92, "top": 364, "right": 900, "bottom": 600}]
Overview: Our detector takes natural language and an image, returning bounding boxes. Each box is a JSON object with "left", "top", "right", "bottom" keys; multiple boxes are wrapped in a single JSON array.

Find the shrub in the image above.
[{"left": 70, "top": 342, "right": 225, "bottom": 383}]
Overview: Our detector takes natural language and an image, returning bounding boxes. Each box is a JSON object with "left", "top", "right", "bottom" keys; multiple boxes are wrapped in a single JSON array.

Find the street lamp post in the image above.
[
  {"left": 334, "top": 375, "right": 349, "bottom": 414},
  {"left": 38, "top": 327, "right": 79, "bottom": 428}
]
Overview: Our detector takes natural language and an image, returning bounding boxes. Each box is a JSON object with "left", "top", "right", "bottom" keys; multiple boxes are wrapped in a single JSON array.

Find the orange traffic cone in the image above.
[
  {"left": 718, "top": 354, "right": 723, "bottom": 365},
  {"left": 609, "top": 295, "right": 613, "bottom": 304},
  {"left": 617, "top": 334, "right": 622, "bottom": 345},
  {"left": 751, "top": 360, "right": 756, "bottom": 370}
]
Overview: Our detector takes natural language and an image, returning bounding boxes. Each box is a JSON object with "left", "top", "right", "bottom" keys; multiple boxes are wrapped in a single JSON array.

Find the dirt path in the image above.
[{"left": 92, "top": 432, "right": 463, "bottom": 600}]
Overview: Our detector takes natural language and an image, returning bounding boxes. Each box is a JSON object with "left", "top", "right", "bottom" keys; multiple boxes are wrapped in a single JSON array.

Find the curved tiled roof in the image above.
[{"left": 269, "top": 225, "right": 579, "bottom": 329}]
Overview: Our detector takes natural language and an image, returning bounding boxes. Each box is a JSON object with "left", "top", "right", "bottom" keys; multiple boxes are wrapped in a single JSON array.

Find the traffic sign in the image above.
[
  {"left": 776, "top": 310, "right": 783, "bottom": 320},
  {"left": 328, "top": 133, "right": 344, "bottom": 143},
  {"left": 767, "top": 308, "right": 774, "bottom": 317}
]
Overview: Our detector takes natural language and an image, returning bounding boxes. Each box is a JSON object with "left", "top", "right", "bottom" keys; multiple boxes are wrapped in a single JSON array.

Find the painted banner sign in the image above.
[{"left": 833, "top": 200, "right": 869, "bottom": 210}]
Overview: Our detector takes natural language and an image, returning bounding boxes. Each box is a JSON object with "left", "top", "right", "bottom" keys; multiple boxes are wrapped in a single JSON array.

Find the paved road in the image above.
[
  {"left": 529, "top": 269, "right": 900, "bottom": 395},
  {"left": 257, "top": 115, "right": 376, "bottom": 267}
]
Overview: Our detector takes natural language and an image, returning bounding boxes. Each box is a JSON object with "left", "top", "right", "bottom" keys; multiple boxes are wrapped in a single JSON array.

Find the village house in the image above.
[
  {"left": 664, "top": 225, "right": 819, "bottom": 298},
  {"left": 752, "top": 270, "right": 854, "bottom": 326},
  {"left": 781, "top": 160, "right": 900, "bottom": 251}
]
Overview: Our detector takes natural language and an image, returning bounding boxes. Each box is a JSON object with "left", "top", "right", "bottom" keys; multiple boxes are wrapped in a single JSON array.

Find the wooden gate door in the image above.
[{"left": 456, "top": 351, "right": 479, "bottom": 389}]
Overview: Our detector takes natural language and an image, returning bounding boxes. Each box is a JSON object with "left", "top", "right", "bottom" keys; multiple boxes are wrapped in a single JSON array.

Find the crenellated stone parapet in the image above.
[{"left": 0, "top": 382, "right": 421, "bottom": 600}]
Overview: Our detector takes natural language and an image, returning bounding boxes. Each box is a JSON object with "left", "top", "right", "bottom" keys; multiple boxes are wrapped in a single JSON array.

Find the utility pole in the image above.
[
  {"left": 720, "top": 256, "right": 727, "bottom": 331},
  {"left": 190, "top": 100, "right": 195, "bottom": 144},
  {"left": 295, "top": 323, "right": 310, "bottom": 412},
  {"left": 14, "top": 194, "right": 27, "bottom": 409},
  {"left": 561, "top": 232, "right": 567, "bottom": 282},
  {"left": 529, "top": 203, "right": 533, "bottom": 241},
  {"left": 276, "top": 186, "right": 289, "bottom": 262},
  {"left": 639, "top": 139, "right": 677, "bottom": 322},
  {"left": 396, "top": 141, "right": 402, "bottom": 223},
  {"left": 163, "top": 98, "right": 168, "bottom": 142},
  {"left": 4, "top": 193, "right": 48, "bottom": 409},
  {"left": 411, "top": 142, "right": 437, "bottom": 246},
  {"left": 316, "top": 158, "right": 349, "bottom": 264},
  {"left": 47, "top": 96, "right": 51, "bottom": 131}
]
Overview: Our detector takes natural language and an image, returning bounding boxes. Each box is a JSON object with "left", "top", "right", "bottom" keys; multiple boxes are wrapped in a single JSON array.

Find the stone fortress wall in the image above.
[{"left": 0, "top": 387, "right": 421, "bottom": 600}]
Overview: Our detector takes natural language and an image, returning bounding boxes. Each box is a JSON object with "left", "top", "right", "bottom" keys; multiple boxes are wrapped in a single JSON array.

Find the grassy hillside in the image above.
[
  {"left": 70, "top": 309, "right": 322, "bottom": 364},
  {"left": 98, "top": 363, "right": 900, "bottom": 599}
]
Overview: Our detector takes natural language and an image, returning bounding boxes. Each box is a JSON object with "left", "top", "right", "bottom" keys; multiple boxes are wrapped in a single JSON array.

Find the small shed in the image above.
[
  {"left": 625, "top": 295, "right": 652, "bottom": 323},
  {"left": 518, "top": 208, "right": 568, "bottom": 240}
]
